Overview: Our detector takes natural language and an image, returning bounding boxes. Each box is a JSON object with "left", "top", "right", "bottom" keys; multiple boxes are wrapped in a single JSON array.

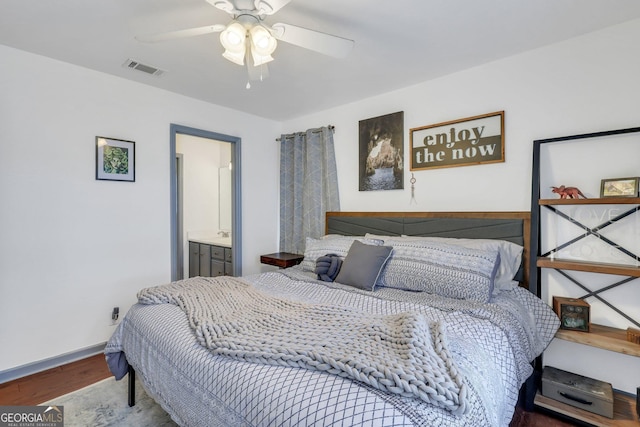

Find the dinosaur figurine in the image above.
[{"left": 551, "top": 185, "right": 587, "bottom": 199}]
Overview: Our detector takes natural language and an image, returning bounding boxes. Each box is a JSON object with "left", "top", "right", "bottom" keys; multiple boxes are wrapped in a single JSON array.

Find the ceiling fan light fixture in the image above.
[
  {"left": 220, "top": 22, "right": 246, "bottom": 51},
  {"left": 251, "top": 51, "right": 274, "bottom": 66},
  {"left": 249, "top": 25, "right": 277, "bottom": 56},
  {"left": 139, "top": 0, "right": 354, "bottom": 76},
  {"left": 223, "top": 49, "right": 246, "bottom": 66},
  {"left": 220, "top": 21, "right": 247, "bottom": 65}
]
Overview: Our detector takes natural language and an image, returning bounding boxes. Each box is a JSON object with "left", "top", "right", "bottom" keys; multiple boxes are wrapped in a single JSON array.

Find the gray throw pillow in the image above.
[{"left": 334, "top": 240, "right": 393, "bottom": 291}]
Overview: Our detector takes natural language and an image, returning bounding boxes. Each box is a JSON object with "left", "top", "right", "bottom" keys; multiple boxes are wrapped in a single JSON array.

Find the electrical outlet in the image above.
[{"left": 111, "top": 307, "right": 120, "bottom": 325}]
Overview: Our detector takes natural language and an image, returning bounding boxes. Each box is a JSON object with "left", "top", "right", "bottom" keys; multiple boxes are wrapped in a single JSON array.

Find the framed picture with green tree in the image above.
[{"left": 96, "top": 136, "right": 135, "bottom": 182}]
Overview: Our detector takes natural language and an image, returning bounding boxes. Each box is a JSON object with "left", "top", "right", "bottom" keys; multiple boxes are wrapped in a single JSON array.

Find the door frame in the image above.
[
  {"left": 169, "top": 124, "right": 242, "bottom": 281},
  {"left": 175, "top": 153, "right": 184, "bottom": 279}
]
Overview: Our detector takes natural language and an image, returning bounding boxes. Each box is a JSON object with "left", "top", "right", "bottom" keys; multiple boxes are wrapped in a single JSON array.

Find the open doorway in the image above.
[{"left": 170, "top": 124, "right": 241, "bottom": 281}]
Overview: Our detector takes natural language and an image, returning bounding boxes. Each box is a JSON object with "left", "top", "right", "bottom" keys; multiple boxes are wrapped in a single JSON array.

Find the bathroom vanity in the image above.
[{"left": 188, "top": 236, "right": 232, "bottom": 278}]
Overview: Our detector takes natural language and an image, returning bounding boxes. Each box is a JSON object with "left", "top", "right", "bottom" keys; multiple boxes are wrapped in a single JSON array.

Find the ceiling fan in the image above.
[{"left": 136, "top": 0, "right": 354, "bottom": 85}]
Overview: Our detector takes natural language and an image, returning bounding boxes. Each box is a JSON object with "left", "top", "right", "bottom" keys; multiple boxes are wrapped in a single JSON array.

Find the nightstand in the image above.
[{"left": 260, "top": 252, "right": 304, "bottom": 269}]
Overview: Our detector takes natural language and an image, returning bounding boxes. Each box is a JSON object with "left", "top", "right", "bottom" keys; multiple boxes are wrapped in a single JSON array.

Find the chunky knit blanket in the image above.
[{"left": 137, "top": 276, "right": 468, "bottom": 415}]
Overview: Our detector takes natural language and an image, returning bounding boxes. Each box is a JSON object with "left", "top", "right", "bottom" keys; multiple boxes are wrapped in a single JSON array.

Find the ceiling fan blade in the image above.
[
  {"left": 206, "top": 0, "right": 235, "bottom": 13},
  {"left": 271, "top": 23, "right": 354, "bottom": 58},
  {"left": 136, "top": 24, "right": 226, "bottom": 43},
  {"left": 254, "top": 0, "right": 292, "bottom": 15}
]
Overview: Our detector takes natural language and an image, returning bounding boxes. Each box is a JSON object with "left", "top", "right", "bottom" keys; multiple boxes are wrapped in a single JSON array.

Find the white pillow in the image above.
[{"left": 300, "top": 236, "right": 383, "bottom": 272}]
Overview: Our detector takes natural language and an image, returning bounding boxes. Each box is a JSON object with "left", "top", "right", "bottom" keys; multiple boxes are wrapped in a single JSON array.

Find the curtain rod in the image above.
[{"left": 276, "top": 125, "right": 335, "bottom": 141}]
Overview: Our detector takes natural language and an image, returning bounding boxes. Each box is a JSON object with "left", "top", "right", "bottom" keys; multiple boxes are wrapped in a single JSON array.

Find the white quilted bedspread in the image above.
[
  {"left": 106, "top": 267, "right": 559, "bottom": 427},
  {"left": 137, "top": 276, "right": 469, "bottom": 414}
]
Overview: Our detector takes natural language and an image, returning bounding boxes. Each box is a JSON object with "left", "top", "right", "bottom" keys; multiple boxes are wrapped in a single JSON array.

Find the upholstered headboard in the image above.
[{"left": 325, "top": 211, "right": 531, "bottom": 291}]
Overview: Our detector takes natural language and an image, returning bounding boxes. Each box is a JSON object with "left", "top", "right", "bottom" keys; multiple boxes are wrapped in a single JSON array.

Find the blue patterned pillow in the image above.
[{"left": 377, "top": 240, "right": 500, "bottom": 302}]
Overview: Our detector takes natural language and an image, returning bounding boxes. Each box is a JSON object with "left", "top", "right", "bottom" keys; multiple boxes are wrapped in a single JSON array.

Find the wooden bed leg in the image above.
[{"left": 128, "top": 365, "right": 136, "bottom": 407}]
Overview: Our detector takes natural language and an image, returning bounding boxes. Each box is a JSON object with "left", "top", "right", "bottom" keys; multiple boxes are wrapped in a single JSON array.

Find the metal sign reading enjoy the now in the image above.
[{"left": 410, "top": 111, "right": 504, "bottom": 171}]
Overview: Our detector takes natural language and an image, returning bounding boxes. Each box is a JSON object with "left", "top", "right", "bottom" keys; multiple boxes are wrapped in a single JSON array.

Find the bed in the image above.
[{"left": 105, "top": 211, "right": 559, "bottom": 427}]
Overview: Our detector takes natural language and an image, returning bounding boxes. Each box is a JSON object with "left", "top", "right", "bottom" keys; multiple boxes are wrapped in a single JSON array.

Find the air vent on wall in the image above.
[{"left": 122, "top": 59, "right": 165, "bottom": 77}]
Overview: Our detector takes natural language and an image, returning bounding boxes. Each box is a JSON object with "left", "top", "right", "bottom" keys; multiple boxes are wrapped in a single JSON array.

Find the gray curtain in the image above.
[{"left": 280, "top": 126, "right": 340, "bottom": 254}]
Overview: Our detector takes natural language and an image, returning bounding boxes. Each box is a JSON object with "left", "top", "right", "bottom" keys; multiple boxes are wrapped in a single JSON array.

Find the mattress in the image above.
[{"left": 105, "top": 267, "right": 559, "bottom": 426}]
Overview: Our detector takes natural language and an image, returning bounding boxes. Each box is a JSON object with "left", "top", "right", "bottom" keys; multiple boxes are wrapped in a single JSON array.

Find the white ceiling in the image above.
[{"left": 3, "top": 1, "right": 640, "bottom": 121}]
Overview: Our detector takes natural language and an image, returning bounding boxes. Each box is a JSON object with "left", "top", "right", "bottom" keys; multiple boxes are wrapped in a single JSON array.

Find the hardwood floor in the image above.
[
  {"left": 0, "top": 354, "right": 577, "bottom": 426},
  {"left": 0, "top": 354, "right": 111, "bottom": 405},
  {"left": 510, "top": 406, "right": 580, "bottom": 427}
]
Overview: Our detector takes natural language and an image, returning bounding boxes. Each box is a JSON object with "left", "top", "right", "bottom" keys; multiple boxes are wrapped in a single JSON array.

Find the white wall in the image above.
[
  {"left": 0, "top": 45, "right": 281, "bottom": 373},
  {"left": 283, "top": 19, "right": 640, "bottom": 213},
  {"left": 282, "top": 19, "right": 640, "bottom": 393}
]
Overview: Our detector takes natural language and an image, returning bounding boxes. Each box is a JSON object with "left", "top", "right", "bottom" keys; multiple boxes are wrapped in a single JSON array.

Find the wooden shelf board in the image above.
[
  {"left": 535, "top": 392, "right": 638, "bottom": 427},
  {"left": 539, "top": 197, "right": 640, "bottom": 205},
  {"left": 555, "top": 324, "right": 640, "bottom": 357},
  {"left": 537, "top": 257, "right": 640, "bottom": 277}
]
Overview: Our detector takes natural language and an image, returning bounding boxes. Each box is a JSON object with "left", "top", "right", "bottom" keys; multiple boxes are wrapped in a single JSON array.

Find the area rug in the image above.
[{"left": 42, "top": 377, "right": 177, "bottom": 427}]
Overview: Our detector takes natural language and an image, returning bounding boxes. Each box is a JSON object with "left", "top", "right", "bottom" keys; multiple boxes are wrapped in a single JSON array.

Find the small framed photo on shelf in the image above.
[
  {"left": 96, "top": 136, "right": 135, "bottom": 182},
  {"left": 553, "top": 296, "right": 590, "bottom": 332},
  {"left": 600, "top": 176, "right": 639, "bottom": 197}
]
